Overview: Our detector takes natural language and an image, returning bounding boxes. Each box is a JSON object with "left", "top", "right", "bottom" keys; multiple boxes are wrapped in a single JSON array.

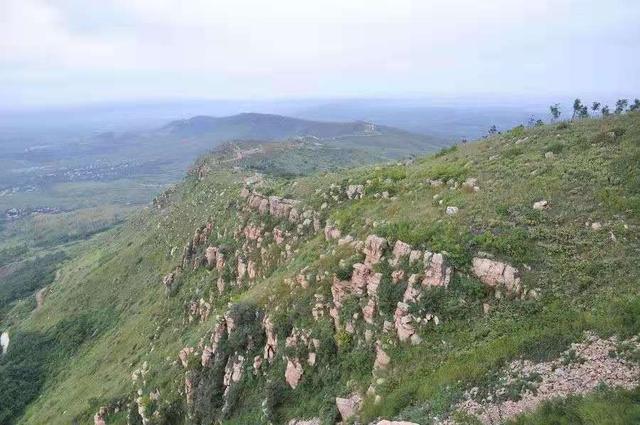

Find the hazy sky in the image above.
[{"left": 1, "top": 0, "right": 639, "bottom": 108}]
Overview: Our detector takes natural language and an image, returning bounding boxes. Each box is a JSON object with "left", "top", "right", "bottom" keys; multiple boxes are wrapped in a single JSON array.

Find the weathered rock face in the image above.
[
  {"left": 285, "top": 357, "right": 304, "bottom": 389},
  {"left": 237, "top": 257, "right": 247, "bottom": 281},
  {"left": 363, "top": 235, "right": 387, "bottom": 265},
  {"left": 273, "top": 228, "right": 285, "bottom": 245},
  {"left": 178, "top": 347, "right": 195, "bottom": 368},
  {"left": 472, "top": 257, "right": 522, "bottom": 296},
  {"left": 324, "top": 224, "right": 342, "bottom": 241},
  {"left": 336, "top": 393, "right": 362, "bottom": 422},
  {"left": 162, "top": 269, "right": 179, "bottom": 293},
  {"left": 223, "top": 354, "right": 245, "bottom": 388},
  {"left": 243, "top": 224, "right": 262, "bottom": 241},
  {"left": 270, "top": 196, "right": 292, "bottom": 218},
  {"left": 205, "top": 246, "right": 219, "bottom": 269},
  {"left": 422, "top": 252, "right": 452, "bottom": 287},
  {"left": 263, "top": 316, "right": 277, "bottom": 362},
  {"left": 351, "top": 263, "right": 382, "bottom": 296},
  {"left": 186, "top": 298, "right": 211, "bottom": 323},
  {"left": 392, "top": 240, "right": 412, "bottom": 262},
  {"left": 394, "top": 302, "right": 421, "bottom": 344}
]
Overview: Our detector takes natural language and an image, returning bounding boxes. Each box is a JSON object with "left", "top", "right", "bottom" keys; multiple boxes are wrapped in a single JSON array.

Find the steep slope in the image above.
[{"left": 2, "top": 112, "right": 640, "bottom": 425}]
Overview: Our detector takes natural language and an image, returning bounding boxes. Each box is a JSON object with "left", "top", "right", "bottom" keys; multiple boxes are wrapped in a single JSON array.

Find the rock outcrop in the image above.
[
  {"left": 471, "top": 257, "right": 522, "bottom": 296},
  {"left": 285, "top": 357, "right": 304, "bottom": 389},
  {"left": 394, "top": 302, "right": 421, "bottom": 344},
  {"left": 363, "top": 235, "right": 387, "bottom": 265},
  {"left": 335, "top": 393, "right": 362, "bottom": 422}
]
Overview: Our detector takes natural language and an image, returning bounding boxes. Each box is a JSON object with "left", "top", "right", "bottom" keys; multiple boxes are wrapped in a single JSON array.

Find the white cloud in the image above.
[{"left": 1, "top": 0, "right": 638, "bottom": 106}]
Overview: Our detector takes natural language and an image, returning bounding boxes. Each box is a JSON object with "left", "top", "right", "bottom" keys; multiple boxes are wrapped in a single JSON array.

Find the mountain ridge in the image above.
[{"left": 2, "top": 112, "right": 640, "bottom": 425}]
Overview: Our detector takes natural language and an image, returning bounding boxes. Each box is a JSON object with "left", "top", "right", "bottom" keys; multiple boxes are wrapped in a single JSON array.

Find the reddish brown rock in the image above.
[
  {"left": 472, "top": 257, "right": 522, "bottom": 295},
  {"left": 273, "top": 228, "right": 285, "bottom": 245},
  {"left": 363, "top": 235, "right": 387, "bottom": 265},
  {"left": 205, "top": 246, "right": 219, "bottom": 269},
  {"left": 394, "top": 302, "right": 421, "bottom": 344},
  {"left": 392, "top": 240, "right": 412, "bottom": 261},
  {"left": 373, "top": 341, "right": 391, "bottom": 371},
  {"left": 247, "top": 259, "right": 257, "bottom": 280},
  {"left": 178, "top": 347, "right": 195, "bottom": 368},
  {"left": 362, "top": 298, "right": 377, "bottom": 324},
  {"left": 422, "top": 252, "right": 452, "bottom": 287},
  {"left": 324, "top": 224, "right": 342, "bottom": 241},
  {"left": 285, "top": 357, "right": 304, "bottom": 389},
  {"left": 336, "top": 393, "right": 362, "bottom": 422},
  {"left": 263, "top": 316, "right": 277, "bottom": 362},
  {"left": 243, "top": 224, "right": 262, "bottom": 241}
]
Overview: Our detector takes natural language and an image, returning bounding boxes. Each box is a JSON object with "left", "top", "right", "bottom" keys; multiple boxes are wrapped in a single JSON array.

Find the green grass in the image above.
[{"left": 2, "top": 112, "right": 640, "bottom": 424}]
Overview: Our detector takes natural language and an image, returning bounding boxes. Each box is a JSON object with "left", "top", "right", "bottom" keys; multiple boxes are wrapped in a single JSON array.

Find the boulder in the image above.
[
  {"left": 336, "top": 393, "right": 362, "bottom": 422},
  {"left": 472, "top": 257, "right": 522, "bottom": 295},
  {"left": 533, "top": 200, "right": 549, "bottom": 210},
  {"left": 285, "top": 357, "right": 304, "bottom": 389},
  {"left": 446, "top": 206, "right": 459, "bottom": 215}
]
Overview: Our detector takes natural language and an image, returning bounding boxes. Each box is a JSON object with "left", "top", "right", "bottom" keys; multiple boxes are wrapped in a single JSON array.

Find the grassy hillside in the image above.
[{"left": 2, "top": 112, "right": 639, "bottom": 425}]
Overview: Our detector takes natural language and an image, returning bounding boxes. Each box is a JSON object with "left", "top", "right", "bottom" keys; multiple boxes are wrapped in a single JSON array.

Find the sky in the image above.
[{"left": 1, "top": 0, "right": 639, "bottom": 109}]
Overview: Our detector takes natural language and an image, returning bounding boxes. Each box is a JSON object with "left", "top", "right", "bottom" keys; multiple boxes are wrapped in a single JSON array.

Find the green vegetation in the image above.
[{"left": 1, "top": 111, "right": 640, "bottom": 424}]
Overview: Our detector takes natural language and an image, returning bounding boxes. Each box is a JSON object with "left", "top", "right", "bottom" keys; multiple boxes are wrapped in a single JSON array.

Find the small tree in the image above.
[
  {"left": 578, "top": 105, "right": 589, "bottom": 119},
  {"left": 615, "top": 99, "right": 628, "bottom": 114},
  {"left": 629, "top": 99, "right": 640, "bottom": 111},
  {"left": 535, "top": 119, "right": 544, "bottom": 126},
  {"left": 488, "top": 125, "right": 498, "bottom": 135},
  {"left": 572, "top": 98, "right": 583, "bottom": 120},
  {"left": 549, "top": 104, "right": 561, "bottom": 121},
  {"left": 601, "top": 105, "right": 611, "bottom": 116},
  {"left": 591, "top": 102, "right": 601, "bottom": 113}
]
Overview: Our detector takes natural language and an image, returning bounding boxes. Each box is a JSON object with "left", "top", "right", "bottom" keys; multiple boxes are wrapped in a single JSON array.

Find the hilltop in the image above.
[{"left": 1, "top": 112, "right": 639, "bottom": 425}]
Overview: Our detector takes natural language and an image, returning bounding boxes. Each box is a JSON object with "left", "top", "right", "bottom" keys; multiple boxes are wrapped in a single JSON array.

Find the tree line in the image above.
[{"left": 550, "top": 98, "right": 640, "bottom": 121}]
